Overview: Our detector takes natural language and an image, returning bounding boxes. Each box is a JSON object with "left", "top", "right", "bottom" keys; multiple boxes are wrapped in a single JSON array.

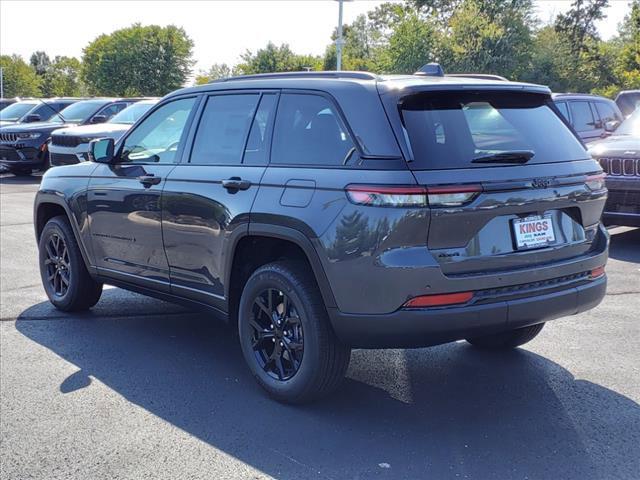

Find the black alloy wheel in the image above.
[{"left": 250, "top": 288, "right": 304, "bottom": 381}]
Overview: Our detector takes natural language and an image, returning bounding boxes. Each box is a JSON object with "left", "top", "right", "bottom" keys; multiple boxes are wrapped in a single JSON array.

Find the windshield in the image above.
[
  {"left": 51, "top": 101, "right": 105, "bottom": 124},
  {"left": 615, "top": 109, "right": 640, "bottom": 136},
  {"left": 110, "top": 102, "right": 155, "bottom": 125},
  {"left": 0, "top": 102, "right": 37, "bottom": 121},
  {"left": 401, "top": 91, "right": 589, "bottom": 169}
]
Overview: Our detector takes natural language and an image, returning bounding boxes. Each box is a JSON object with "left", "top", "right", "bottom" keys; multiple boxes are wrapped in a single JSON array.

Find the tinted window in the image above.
[
  {"left": 272, "top": 94, "right": 355, "bottom": 165},
  {"left": 555, "top": 101, "right": 569, "bottom": 121},
  {"left": 190, "top": 94, "right": 259, "bottom": 165},
  {"left": 121, "top": 97, "right": 195, "bottom": 164},
  {"left": 31, "top": 103, "right": 59, "bottom": 120},
  {"left": 569, "top": 101, "right": 595, "bottom": 131},
  {"left": 243, "top": 94, "right": 277, "bottom": 165},
  {"left": 96, "top": 102, "right": 128, "bottom": 120},
  {"left": 110, "top": 102, "right": 156, "bottom": 125},
  {"left": 0, "top": 102, "right": 37, "bottom": 121},
  {"left": 595, "top": 102, "right": 618, "bottom": 123},
  {"left": 401, "top": 91, "right": 588, "bottom": 170},
  {"left": 52, "top": 100, "right": 107, "bottom": 124}
]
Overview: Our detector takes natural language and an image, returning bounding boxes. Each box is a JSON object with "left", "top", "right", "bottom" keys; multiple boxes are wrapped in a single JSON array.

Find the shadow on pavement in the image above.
[
  {"left": 16, "top": 291, "right": 640, "bottom": 479},
  {"left": 608, "top": 227, "right": 640, "bottom": 263},
  {"left": 0, "top": 172, "right": 42, "bottom": 185}
]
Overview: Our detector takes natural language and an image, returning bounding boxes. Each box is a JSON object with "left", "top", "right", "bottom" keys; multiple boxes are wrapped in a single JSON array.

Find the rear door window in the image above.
[
  {"left": 568, "top": 101, "right": 596, "bottom": 132},
  {"left": 401, "top": 91, "right": 588, "bottom": 170},
  {"left": 271, "top": 93, "right": 355, "bottom": 166},
  {"left": 595, "top": 102, "right": 619, "bottom": 123},
  {"left": 190, "top": 94, "right": 260, "bottom": 165}
]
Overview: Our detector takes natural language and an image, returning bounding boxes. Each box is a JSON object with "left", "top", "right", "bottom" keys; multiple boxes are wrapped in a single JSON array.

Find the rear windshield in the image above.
[{"left": 401, "top": 91, "right": 588, "bottom": 169}]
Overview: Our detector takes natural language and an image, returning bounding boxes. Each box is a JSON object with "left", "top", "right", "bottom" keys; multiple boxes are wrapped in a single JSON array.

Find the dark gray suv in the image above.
[{"left": 33, "top": 69, "right": 609, "bottom": 403}]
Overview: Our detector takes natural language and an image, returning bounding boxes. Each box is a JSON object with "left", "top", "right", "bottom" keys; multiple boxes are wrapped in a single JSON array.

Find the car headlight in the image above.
[
  {"left": 78, "top": 137, "right": 96, "bottom": 144},
  {"left": 16, "top": 132, "right": 42, "bottom": 139}
]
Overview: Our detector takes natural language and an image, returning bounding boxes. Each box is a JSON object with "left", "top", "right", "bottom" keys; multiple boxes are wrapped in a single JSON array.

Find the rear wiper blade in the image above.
[{"left": 471, "top": 150, "right": 535, "bottom": 164}]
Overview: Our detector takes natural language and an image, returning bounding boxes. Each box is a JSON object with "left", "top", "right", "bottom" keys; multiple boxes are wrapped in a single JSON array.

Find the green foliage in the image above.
[
  {"left": 29, "top": 51, "right": 51, "bottom": 76},
  {"left": 0, "top": 55, "right": 41, "bottom": 97},
  {"left": 40, "top": 56, "right": 84, "bottom": 97},
  {"left": 237, "top": 42, "right": 322, "bottom": 75},
  {"left": 194, "top": 63, "right": 239, "bottom": 85},
  {"left": 378, "top": 11, "right": 437, "bottom": 73},
  {"left": 82, "top": 23, "right": 194, "bottom": 96}
]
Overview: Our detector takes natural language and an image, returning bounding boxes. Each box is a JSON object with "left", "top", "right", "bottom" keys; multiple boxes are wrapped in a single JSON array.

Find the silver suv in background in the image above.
[
  {"left": 49, "top": 98, "right": 159, "bottom": 166},
  {"left": 553, "top": 93, "right": 623, "bottom": 143}
]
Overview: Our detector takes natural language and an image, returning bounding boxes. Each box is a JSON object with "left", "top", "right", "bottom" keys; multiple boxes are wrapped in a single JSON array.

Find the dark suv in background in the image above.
[
  {"left": 0, "top": 98, "right": 137, "bottom": 175},
  {"left": 553, "top": 93, "right": 623, "bottom": 143},
  {"left": 0, "top": 98, "right": 80, "bottom": 127},
  {"left": 589, "top": 107, "right": 640, "bottom": 227},
  {"left": 34, "top": 69, "right": 608, "bottom": 403}
]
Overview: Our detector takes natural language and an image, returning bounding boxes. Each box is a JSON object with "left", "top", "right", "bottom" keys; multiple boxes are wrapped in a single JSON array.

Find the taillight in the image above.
[
  {"left": 426, "top": 184, "right": 482, "bottom": 207},
  {"left": 345, "top": 185, "right": 427, "bottom": 207},
  {"left": 590, "top": 265, "right": 605, "bottom": 279},
  {"left": 585, "top": 173, "right": 606, "bottom": 191},
  {"left": 403, "top": 291, "right": 474, "bottom": 308},
  {"left": 345, "top": 184, "right": 482, "bottom": 208}
]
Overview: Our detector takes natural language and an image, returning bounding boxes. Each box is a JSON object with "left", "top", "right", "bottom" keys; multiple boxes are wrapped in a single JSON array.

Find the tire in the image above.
[
  {"left": 38, "top": 216, "right": 103, "bottom": 312},
  {"left": 238, "top": 261, "right": 351, "bottom": 404},
  {"left": 466, "top": 323, "right": 545, "bottom": 349},
  {"left": 10, "top": 168, "right": 32, "bottom": 176}
]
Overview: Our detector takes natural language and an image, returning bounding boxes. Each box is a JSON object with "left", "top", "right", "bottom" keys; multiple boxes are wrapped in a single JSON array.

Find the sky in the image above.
[{"left": 0, "top": 0, "right": 633, "bottom": 75}]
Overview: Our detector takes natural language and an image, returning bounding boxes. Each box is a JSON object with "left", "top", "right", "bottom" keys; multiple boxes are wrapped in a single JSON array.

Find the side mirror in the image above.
[
  {"left": 604, "top": 120, "right": 620, "bottom": 132},
  {"left": 24, "top": 114, "right": 41, "bottom": 123},
  {"left": 88, "top": 138, "right": 115, "bottom": 163},
  {"left": 91, "top": 115, "right": 107, "bottom": 124}
]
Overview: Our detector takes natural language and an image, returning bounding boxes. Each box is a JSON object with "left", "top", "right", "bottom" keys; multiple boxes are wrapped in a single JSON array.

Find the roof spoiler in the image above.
[{"left": 414, "top": 63, "right": 445, "bottom": 77}]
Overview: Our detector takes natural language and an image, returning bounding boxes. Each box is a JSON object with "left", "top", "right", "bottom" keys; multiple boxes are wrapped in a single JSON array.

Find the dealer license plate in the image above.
[{"left": 512, "top": 215, "right": 555, "bottom": 250}]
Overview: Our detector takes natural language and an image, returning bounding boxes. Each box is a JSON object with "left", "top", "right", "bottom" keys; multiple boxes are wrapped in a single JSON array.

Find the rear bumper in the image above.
[{"left": 329, "top": 275, "right": 607, "bottom": 349}]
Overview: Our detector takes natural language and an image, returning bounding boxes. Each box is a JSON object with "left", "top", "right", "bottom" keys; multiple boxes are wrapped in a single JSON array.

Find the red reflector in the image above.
[
  {"left": 403, "top": 291, "right": 474, "bottom": 308},
  {"left": 590, "top": 266, "right": 605, "bottom": 279}
]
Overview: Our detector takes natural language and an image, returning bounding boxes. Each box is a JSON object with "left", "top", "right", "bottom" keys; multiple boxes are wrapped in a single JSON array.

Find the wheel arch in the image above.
[
  {"left": 225, "top": 223, "right": 337, "bottom": 323},
  {"left": 34, "top": 194, "right": 96, "bottom": 275}
]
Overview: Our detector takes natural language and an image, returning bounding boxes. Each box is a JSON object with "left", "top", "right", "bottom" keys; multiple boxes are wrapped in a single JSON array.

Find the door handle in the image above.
[
  {"left": 138, "top": 174, "right": 161, "bottom": 187},
  {"left": 222, "top": 177, "right": 251, "bottom": 191}
]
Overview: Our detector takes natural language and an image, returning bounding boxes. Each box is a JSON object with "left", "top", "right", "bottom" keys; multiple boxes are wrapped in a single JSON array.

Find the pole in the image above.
[
  {"left": 336, "top": 0, "right": 344, "bottom": 71},
  {"left": 0, "top": 67, "right": 4, "bottom": 99}
]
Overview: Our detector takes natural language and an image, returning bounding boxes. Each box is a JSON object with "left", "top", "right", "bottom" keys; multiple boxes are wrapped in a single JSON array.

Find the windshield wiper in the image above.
[{"left": 471, "top": 150, "right": 535, "bottom": 164}]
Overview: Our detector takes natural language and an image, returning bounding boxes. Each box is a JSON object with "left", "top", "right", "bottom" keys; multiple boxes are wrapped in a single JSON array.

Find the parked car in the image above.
[
  {"left": 49, "top": 99, "right": 159, "bottom": 166},
  {"left": 0, "top": 97, "right": 20, "bottom": 111},
  {"left": 0, "top": 98, "right": 138, "bottom": 175},
  {"left": 553, "top": 93, "right": 623, "bottom": 143},
  {"left": 0, "top": 98, "right": 81, "bottom": 127},
  {"left": 589, "top": 108, "right": 640, "bottom": 227},
  {"left": 34, "top": 69, "right": 608, "bottom": 403},
  {"left": 615, "top": 90, "right": 640, "bottom": 117}
]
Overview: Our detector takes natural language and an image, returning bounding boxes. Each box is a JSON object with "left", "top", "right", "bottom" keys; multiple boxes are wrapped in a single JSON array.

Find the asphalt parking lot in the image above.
[{"left": 0, "top": 172, "right": 638, "bottom": 480}]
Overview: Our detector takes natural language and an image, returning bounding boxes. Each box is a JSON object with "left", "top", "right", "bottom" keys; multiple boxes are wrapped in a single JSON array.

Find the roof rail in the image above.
[
  {"left": 447, "top": 73, "right": 509, "bottom": 81},
  {"left": 210, "top": 71, "right": 381, "bottom": 83}
]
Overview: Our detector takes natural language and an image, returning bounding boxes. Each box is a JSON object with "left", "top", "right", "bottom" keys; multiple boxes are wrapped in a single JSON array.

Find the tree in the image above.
[
  {"left": 194, "top": 63, "right": 236, "bottom": 85},
  {"left": 439, "top": 0, "right": 534, "bottom": 79},
  {"left": 41, "top": 56, "right": 84, "bottom": 97},
  {"left": 82, "top": 24, "right": 194, "bottom": 96},
  {"left": 323, "top": 14, "right": 378, "bottom": 70},
  {"left": 614, "top": 0, "right": 640, "bottom": 89},
  {"left": 237, "top": 42, "right": 321, "bottom": 74},
  {"left": 555, "top": 0, "right": 609, "bottom": 54},
  {"left": 0, "top": 55, "right": 41, "bottom": 97},
  {"left": 377, "top": 11, "right": 437, "bottom": 73},
  {"left": 29, "top": 51, "right": 50, "bottom": 76}
]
